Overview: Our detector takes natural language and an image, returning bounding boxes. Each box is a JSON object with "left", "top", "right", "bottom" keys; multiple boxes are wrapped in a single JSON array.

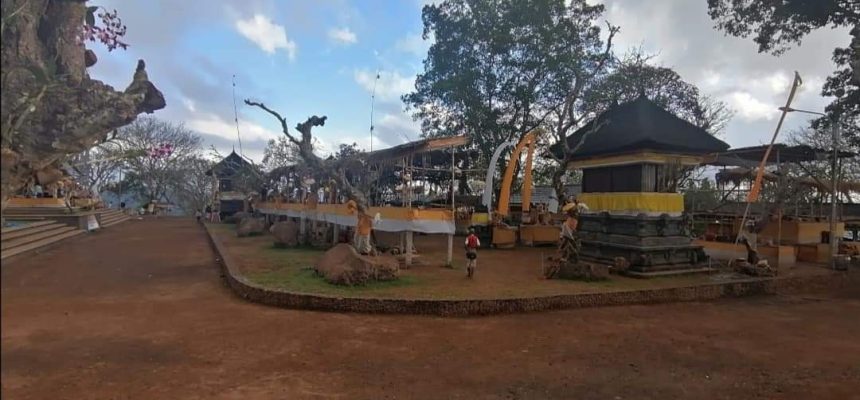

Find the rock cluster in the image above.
[
  {"left": 314, "top": 243, "right": 399, "bottom": 286},
  {"left": 270, "top": 220, "right": 299, "bottom": 247}
]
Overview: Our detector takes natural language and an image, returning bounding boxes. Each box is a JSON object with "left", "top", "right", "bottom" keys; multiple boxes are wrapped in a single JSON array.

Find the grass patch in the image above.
[{"left": 242, "top": 245, "right": 421, "bottom": 297}]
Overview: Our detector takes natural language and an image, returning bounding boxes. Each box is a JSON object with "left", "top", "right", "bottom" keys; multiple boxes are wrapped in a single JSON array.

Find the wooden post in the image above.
[
  {"left": 447, "top": 234, "right": 453, "bottom": 267},
  {"left": 405, "top": 230, "right": 413, "bottom": 266},
  {"left": 449, "top": 144, "right": 455, "bottom": 267},
  {"left": 299, "top": 215, "right": 306, "bottom": 240},
  {"left": 333, "top": 223, "right": 339, "bottom": 245}
]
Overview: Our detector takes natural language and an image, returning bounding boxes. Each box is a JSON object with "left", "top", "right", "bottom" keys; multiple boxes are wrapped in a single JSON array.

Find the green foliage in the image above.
[
  {"left": 261, "top": 136, "right": 297, "bottom": 172},
  {"left": 706, "top": 0, "right": 857, "bottom": 55},
  {"left": 815, "top": 39, "right": 859, "bottom": 149},
  {"left": 404, "top": 0, "right": 609, "bottom": 167},
  {"left": 583, "top": 50, "right": 734, "bottom": 135},
  {"left": 683, "top": 178, "right": 721, "bottom": 212}
]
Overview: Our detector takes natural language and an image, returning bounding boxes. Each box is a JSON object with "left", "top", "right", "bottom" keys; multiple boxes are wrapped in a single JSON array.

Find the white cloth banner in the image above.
[{"left": 258, "top": 208, "right": 455, "bottom": 235}]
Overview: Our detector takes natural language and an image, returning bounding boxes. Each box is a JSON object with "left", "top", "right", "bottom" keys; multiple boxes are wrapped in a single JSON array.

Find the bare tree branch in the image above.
[{"left": 243, "top": 99, "right": 300, "bottom": 146}]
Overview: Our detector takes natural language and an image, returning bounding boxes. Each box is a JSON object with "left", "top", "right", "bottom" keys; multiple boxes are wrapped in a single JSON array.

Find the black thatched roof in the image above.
[
  {"left": 207, "top": 151, "right": 253, "bottom": 177},
  {"left": 554, "top": 96, "right": 729, "bottom": 160}
]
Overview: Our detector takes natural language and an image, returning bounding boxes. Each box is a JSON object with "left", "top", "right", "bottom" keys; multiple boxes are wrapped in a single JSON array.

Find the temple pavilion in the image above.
[{"left": 559, "top": 96, "right": 730, "bottom": 276}]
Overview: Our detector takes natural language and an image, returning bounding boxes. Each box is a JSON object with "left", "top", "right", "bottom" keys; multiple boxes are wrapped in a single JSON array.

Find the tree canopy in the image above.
[
  {"left": 582, "top": 51, "right": 734, "bottom": 136},
  {"left": 404, "top": 0, "right": 611, "bottom": 166}
]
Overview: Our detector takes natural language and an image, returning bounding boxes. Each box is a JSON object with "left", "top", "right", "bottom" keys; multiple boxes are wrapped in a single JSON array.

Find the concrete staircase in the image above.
[
  {"left": 98, "top": 209, "right": 130, "bottom": 228},
  {"left": 1, "top": 220, "right": 85, "bottom": 260}
]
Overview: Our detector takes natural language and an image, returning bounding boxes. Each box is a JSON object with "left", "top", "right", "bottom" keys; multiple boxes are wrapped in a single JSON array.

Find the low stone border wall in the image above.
[{"left": 204, "top": 224, "right": 853, "bottom": 317}]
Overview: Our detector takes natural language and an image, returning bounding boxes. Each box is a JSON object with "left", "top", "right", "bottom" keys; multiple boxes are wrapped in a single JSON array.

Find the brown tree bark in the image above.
[
  {"left": 245, "top": 100, "right": 370, "bottom": 212},
  {"left": 1, "top": 0, "right": 165, "bottom": 217}
]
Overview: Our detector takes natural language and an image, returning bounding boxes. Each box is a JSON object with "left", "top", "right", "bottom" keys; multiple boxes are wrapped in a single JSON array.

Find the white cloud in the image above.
[
  {"left": 182, "top": 98, "right": 197, "bottom": 112},
  {"left": 235, "top": 15, "right": 297, "bottom": 59},
  {"left": 314, "top": 133, "right": 388, "bottom": 155},
  {"left": 395, "top": 32, "right": 432, "bottom": 57},
  {"left": 328, "top": 27, "right": 357, "bottom": 45},
  {"left": 187, "top": 112, "right": 281, "bottom": 143},
  {"left": 354, "top": 69, "right": 416, "bottom": 101},
  {"left": 378, "top": 113, "right": 420, "bottom": 141},
  {"left": 725, "top": 92, "right": 776, "bottom": 121}
]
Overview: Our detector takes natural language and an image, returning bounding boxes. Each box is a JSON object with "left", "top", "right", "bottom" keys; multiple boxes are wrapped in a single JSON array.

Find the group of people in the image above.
[{"left": 195, "top": 205, "right": 221, "bottom": 223}]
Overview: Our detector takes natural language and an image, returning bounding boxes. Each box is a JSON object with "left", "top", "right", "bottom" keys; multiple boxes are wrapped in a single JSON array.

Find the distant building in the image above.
[
  {"left": 510, "top": 184, "right": 581, "bottom": 213},
  {"left": 206, "top": 151, "right": 255, "bottom": 217}
]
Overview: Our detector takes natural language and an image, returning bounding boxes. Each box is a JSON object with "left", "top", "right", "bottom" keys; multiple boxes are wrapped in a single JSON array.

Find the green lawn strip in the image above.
[{"left": 242, "top": 244, "right": 422, "bottom": 297}]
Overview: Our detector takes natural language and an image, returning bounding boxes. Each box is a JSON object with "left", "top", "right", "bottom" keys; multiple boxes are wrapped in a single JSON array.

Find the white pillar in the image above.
[{"left": 405, "top": 230, "right": 413, "bottom": 267}]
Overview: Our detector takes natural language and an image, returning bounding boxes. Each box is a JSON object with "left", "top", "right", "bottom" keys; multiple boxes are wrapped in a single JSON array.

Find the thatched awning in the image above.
[
  {"left": 366, "top": 135, "right": 468, "bottom": 164},
  {"left": 707, "top": 144, "right": 856, "bottom": 167}
]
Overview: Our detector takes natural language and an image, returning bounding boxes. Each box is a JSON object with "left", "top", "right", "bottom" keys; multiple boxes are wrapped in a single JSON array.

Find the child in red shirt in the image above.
[{"left": 464, "top": 228, "right": 481, "bottom": 278}]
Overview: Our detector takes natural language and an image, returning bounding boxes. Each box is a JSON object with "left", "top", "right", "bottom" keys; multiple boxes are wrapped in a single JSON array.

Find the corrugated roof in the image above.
[
  {"left": 366, "top": 135, "right": 468, "bottom": 164},
  {"left": 707, "top": 144, "right": 856, "bottom": 167}
]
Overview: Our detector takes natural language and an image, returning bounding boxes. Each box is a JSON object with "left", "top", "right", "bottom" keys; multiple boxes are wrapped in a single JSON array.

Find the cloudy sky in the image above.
[{"left": 88, "top": 0, "right": 852, "bottom": 163}]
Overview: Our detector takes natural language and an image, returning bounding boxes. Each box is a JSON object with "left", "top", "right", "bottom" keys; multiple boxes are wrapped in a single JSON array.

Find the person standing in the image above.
[
  {"left": 347, "top": 199, "right": 373, "bottom": 255},
  {"left": 464, "top": 228, "right": 481, "bottom": 278}
]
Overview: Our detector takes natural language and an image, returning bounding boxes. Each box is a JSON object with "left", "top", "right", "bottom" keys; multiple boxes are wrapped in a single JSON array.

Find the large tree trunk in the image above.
[
  {"left": 1, "top": 0, "right": 165, "bottom": 219},
  {"left": 851, "top": 25, "right": 859, "bottom": 85},
  {"left": 245, "top": 101, "right": 371, "bottom": 213}
]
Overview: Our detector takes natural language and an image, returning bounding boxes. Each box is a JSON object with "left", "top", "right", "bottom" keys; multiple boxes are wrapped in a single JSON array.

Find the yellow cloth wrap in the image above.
[
  {"left": 470, "top": 212, "right": 490, "bottom": 226},
  {"left": 578, "top": 192, "right": 684, "bottom": 214}
]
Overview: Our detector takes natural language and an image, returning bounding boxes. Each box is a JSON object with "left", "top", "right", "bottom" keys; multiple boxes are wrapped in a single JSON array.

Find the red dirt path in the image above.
[{"left": 2, "top": 218, "right": 859, "bottom": 399}]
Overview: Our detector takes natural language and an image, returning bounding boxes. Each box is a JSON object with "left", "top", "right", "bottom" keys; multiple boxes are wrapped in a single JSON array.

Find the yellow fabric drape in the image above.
[{"left": 578, "top": 193, "right": 684, "bottom": 213}]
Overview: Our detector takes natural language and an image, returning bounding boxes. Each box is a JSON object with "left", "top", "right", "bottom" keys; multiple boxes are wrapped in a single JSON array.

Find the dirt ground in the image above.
[{"left": 3, "top": 218, "right": 859, "bottom": 400}]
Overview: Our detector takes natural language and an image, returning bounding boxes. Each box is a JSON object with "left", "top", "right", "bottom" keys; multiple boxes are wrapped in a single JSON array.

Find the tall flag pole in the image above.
[
  {"left": 370, "top": 68, "right": 380, "bottom": 152},
  {"left": 735, "top": 71, "right": 802, "bottom": 244},
  {"left": 232, "top": 74, "right": 244, "bottom": 157}
]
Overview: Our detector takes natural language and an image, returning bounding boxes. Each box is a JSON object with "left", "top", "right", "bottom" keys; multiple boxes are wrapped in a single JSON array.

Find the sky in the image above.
[{"left": 88, "top": 0, "right": 853, "bottom": 164}]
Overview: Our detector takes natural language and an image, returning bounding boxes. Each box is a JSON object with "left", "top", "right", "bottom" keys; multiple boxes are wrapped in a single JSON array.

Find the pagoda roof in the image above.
[
  {"left": 206, "top": 151, "right": 253, "bottom": 177},
  {"left": 555, "top": 96, "right": 729, "bottom": 161}
]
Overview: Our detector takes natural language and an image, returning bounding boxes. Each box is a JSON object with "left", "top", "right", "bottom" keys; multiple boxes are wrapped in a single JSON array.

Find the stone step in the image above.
[
  {"left": 624, "top": 267, "right": 715, "bottom": 278},
  {"left": 4, "top": 207, "right": 75, "bottom": 215},
  {"left": 1, "top": 220, "right": 55, "bottom": 235},
  {"left": 0, "top": 229, "right": 85, "bottom": 260},
  {"left": 1, "top": 226, "right": 78, "bottom": 251},
  {"left": 1, "top": 223, "right": 67, "bottom": 242},
  {"left": 101, "top": 216, "right": 129, "bottom": 228}
]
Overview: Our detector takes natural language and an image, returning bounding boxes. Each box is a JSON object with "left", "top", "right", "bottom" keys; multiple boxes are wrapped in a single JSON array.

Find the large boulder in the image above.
[
  {"left": 314, "top": 243, "right": 399, "bottom": 286},
  {"left": 270, "top": 220, "right": 299, "bottom": 247},
  {"left": 558, "top": 261, "right": 609, "bottom": 281},
  {"left": 237, "top": 217, "right": 266, "bottom": 237}
]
